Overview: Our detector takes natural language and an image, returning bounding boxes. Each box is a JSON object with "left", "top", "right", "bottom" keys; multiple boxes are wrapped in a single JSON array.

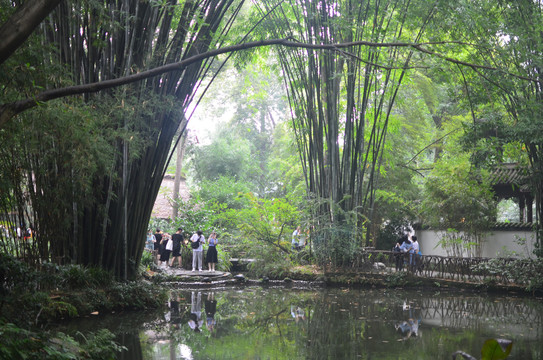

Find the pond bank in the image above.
[{"left": 145, "top": 263, "right": 542, "bottom": 298}]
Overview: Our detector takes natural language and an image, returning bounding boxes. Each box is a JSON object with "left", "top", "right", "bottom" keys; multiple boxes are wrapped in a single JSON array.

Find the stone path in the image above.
[{"left": 153, "top": 264, "right": 233, "bottom": 280}]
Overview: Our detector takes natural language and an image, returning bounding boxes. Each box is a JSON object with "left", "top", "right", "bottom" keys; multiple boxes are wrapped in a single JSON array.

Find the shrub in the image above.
[{"left": 0, "top": 322, "right": 126, "bottom": 360}]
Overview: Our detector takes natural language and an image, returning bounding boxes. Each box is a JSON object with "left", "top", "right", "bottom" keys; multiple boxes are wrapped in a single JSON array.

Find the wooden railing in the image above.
[{"left": 352, "top": 249, "right": 541, "bottom": 286}]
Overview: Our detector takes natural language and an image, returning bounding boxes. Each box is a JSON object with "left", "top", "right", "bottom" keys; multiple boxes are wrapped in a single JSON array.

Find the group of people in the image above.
[
  {"left": 146, "top": 228, "right": 219, "bottom": 272},
  {"left": 393, "top": 234, "right": 421, "bottom": 272}
]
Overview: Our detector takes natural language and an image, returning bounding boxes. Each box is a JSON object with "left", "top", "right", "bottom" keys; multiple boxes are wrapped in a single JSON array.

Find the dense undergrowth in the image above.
[{"left": 0, "top": 253, "right": 167, "bottom": 359}]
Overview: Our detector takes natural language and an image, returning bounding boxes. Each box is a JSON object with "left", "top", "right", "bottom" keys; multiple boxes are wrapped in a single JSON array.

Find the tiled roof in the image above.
[
  {"left": 415, "top": 222, "right": 534, "bottom": 231},
  {"left": 492, "top": 222, "right": 534, "bottom": 231},
  {"left": 488, "top": 163, "right": 528, "bottom": 185},
  {"left": 488, "top": 163, "right": 531, "bottom": 193}
]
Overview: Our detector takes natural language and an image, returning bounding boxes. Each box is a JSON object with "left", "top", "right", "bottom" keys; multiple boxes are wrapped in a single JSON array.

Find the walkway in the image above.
[{"left": 151, "top": 264, "right": 233, "bottom": 281}]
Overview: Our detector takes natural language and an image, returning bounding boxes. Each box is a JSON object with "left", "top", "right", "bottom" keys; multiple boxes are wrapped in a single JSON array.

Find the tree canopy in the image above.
[{"left": 1, "top": 0, "right": 542, "bottom": 275}]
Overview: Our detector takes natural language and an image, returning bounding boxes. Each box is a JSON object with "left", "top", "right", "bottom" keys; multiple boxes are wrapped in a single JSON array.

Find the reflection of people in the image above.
[
  {"left": 188, "top": 291, "right": 203, "bottom": 332},
  {"left": 409, "top": 318, "right": 419, "bottom": 337},
  {"left": 395, "top": 318, "right": 421, "bottom": 340},
  {"left": 396, "top": 305, "right": 421, "bottom": 340},
  {"left": 395, "top": 321, "right": 413, "bottom": 338},
  {"left": 206, "top": 232, "right": 218, "bottom": 272},
  {"left": 168, "top": 291, "right": 182, "bottom": 328},
  {"left": 205, "top": 292, "right": 217, "bottom": 332},
  {"left": 290, "top": 305, "right": 305, "bottom": 323},
  {"left": 190, "top": 230, "right": 205, "bottom": 271}
]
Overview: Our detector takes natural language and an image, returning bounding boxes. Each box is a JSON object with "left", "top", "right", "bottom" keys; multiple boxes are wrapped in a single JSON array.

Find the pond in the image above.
[{"left": 56, "top": 285, "right": 543, "bottom": 359}]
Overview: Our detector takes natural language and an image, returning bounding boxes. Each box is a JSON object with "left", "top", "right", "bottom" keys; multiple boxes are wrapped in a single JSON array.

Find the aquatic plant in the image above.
[{"left": 452, "top": 338, "right": 512, "bottom": 360}]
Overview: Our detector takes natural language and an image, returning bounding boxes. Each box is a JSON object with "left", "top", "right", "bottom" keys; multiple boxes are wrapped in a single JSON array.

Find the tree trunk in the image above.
[{"left": 172, "top": 129, "right": 188, "bottom": 219}]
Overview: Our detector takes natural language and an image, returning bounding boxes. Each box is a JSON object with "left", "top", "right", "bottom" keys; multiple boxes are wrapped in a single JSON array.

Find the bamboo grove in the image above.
[
  {"left": 0, "top": 0, "right": 244, "bottom": 279},
  {"left": 1, "top": 0, "right": 543, "bottom": 276},
  {"left": 253, "top": 0, "right": 437, "bottom": 258}
]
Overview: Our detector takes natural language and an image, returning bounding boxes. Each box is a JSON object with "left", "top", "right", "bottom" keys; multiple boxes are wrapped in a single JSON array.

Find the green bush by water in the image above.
[
  {"left": 1, "top": 253, "right": 167, "bottom": 327},
  {"left": 0, "top": 322, "right": 126, "bottom": 360}
]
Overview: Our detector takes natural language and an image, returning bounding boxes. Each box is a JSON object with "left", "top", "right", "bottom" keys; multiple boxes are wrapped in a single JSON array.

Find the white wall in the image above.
[{"left": 417, "top": 229, "right": 536, "bottom": 258}]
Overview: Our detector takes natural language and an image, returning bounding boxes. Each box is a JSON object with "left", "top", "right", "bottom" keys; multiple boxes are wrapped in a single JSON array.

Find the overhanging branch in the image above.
[{"left": 1, "top": 38, "right": 537, "bottom": 127}]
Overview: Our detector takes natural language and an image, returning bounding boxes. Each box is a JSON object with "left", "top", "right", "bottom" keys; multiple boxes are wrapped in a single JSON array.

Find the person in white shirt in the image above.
[
  {"left": 190, "top": 230, "right": 205, "bottom": 271},
  {"left": 410, "top": 235, "right": 420, "bottom": 272}
]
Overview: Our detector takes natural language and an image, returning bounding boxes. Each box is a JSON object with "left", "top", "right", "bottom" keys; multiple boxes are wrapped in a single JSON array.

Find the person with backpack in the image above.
[{"left": 190, "top": 230, "right": 205, "bottom": 271}]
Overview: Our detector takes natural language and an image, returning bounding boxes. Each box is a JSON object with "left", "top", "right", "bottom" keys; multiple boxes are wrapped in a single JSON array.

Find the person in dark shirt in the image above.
[
  {"left": 170, "top": 227, "right": 184, "bottom": 268},
  {"left": 153, "top": 229, "right": 162, "bottom": 263}
]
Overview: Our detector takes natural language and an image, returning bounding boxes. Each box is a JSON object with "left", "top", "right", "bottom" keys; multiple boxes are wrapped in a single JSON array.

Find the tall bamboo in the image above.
[
  {"left": 256, "top": 0, "right": 432, "bottom": 246},
  {"left": 1, "top": 0, "right": 243, "bottom": 278}
]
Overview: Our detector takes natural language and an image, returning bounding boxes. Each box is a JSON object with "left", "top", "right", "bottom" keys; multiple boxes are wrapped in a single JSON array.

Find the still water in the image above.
[{"left": 59, "top": 285, "right": 543, "bottom": 359}]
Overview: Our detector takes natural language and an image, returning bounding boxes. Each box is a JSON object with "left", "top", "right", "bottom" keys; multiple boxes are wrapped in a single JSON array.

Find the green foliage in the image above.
[
  {"left": 218, "top": 192, "right": 299, "bottom": 251},
  {"left": 169, "top": 196, "right": 220, "bottom": 235},
  {"left": 453, "top": 338, "right": 513, "bottom": 360},
  {"left": 43, "top": 301, "right": 79, "bottom": 319},
  {"left": 312, "top": 225, "right": 362, "bottom": 268},
  {"left": 0, "top": 252, "right": 38, "bottom": 294},
  {"left": 1, "top": 0, "right": 245, "bottom": 280},
  {"left": 189, "top": 129, "right": 259, "bottom": 183},
  {"left": 140, "top": 250, "right": 154, "bottom": 270},
  {"left": 215, "top": 246, "right": 232, "bottom": 272},
  {"left": 480, "top": 339, "right": 513, "bottom": 360},
  {"left": 267, "top": 122, "right": 306, "bottom": 197},
  {"left": 0, "top": 322, "right": 126, "bottom": 360},
  {"left": 421, "top": 149, "right": 497, "bottom": 257},
  {"left": 106, "top": 282, "right": 166, "bottom": 310},
  {"left": 197, "top": 175, "right": 251, "bottom": 209},
  {"left": 80, "top": 329, "right": 127, "bottom": 360},
  {"left": 375, "top": 218, "right": 412, "bottom": 251},
  {"left": 471, "top": 257, "right": 543, "bottom": 292},
  {"left": 1, "top": 254, "right": 165, "bottom": 327},
  {"left": 247, "top": 249, "right": 293, "bottom": 279},
  {"left": 385, "top": 271, "right": 409, "bottom": 288}
]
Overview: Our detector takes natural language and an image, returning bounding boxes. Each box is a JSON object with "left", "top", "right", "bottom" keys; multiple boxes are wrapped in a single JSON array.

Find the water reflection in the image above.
[
  {"left": 188, "top": 291, "right": 203, "bottom": 332},
  {"left": 205, "top": 292, "right": 217, "bottom": 332},
  {"left": 395, "top": 306, "right": 421, "bottom": 341},
  {"left": 57, "top": 287, "right": 543, "bottom": 359}
]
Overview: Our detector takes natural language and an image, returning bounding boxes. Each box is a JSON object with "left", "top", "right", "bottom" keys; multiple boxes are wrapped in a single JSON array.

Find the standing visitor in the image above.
[
  {"left": 292, "top": 226, "right": 301, "bottom": 250},
  {"left": 145, "top": 230, "right": 155, "bottom": 252},
  {"left": 411, "top": 235, "right": 420, "bottom": 254},
  {"left": 170, "top": 228, "right": 184, "bottom": 268},
  {"left": 410, "top": 235, "right": 420, "bottom": 272},
  {"left": 399, "top": 235, "right": 412, "bottom": 253},
  {"left": 190, "top": 230, "right": 205, "bottom": 272},
  {"left": 154, "top": 229, "right": 163, "bottom": 262},
  {"left": 394, "top": 235, "right": 409, "bottom": 271},
  {"left": 400, "top": 235, "right": 412, "bottom": 272},
  {"left": 161, "top": 233, "right": 173, "bottom": 266},
  {"left": 206, "top": 231, "right": 218, "bottom": 272}
]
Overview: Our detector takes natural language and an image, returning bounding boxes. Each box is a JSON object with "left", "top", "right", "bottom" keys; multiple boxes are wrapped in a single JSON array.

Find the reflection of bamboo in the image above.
[
  {"left": 419, "top": 297, "right": 542, "bottom": 328},
  {"left": 365, "top": 250, "right": 531, "bottom": 285},
  {"left": 248, "top": 309, "right": 288, "bottom": 330},
  {"left": 169, "top": 337, "right": 176, "bottom": 360}
]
